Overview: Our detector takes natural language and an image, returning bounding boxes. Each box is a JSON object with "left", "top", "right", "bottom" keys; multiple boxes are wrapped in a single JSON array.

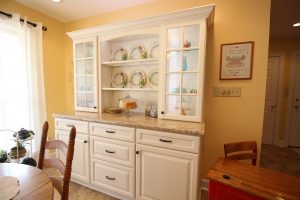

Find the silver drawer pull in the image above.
[
  {"left": 105, "top": 130, "right": 115, "bottom": 133},
  {"left": 106, "top": 176, "right": 115, "bottom": 180},
  {"left": 66, "top": 124, "right": 74, "bottom": 127},
  {"left": 105, "top": 150, "right": 115, "bottom": 154},
  {"left": 159, "top": 139, "right": 172, "bottom": 143}
]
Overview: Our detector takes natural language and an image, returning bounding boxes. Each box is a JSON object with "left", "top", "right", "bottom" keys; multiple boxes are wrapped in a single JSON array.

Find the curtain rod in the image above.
[{"left": 0, "top": 11, "right": 47, "bottom": 31}]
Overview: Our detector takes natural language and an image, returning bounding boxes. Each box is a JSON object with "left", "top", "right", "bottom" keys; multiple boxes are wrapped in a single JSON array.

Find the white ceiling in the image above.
[{"left": 15, "top": 0, "right": 155, "bottom": 23}]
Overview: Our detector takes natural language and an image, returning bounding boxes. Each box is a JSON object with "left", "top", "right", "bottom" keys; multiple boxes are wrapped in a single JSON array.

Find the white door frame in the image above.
[
  {"left": 284, "top": 51, "right": 300, "bottom": 147},
  {"left": 266, "top": 53, "right": 285, "bottom": 146}
]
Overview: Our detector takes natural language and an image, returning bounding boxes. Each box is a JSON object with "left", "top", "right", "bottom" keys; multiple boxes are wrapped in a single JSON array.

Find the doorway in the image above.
[
  {"left": 262, "top": 55, "right": 282, "bottom": 145},
  {"left": 286, "top": 52, "right": 300, "bottom": 147}
]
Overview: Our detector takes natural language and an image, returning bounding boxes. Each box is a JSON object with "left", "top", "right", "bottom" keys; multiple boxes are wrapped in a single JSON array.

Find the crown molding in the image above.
[{"left": 67, "top": 4, "right": 215, "bottom": 39}]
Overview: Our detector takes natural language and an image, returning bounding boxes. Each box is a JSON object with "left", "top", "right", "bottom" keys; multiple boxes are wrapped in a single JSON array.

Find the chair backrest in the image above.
[
  {"left": 38, "top": 121, "right": 76, "bottom": 200},
  {"left": 224, "top": 141, "right": 257, "bottom": 166}
]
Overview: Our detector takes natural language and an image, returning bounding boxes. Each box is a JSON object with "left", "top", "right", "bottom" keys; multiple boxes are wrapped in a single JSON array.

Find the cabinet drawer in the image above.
[
  {"left": 90, "top": 136, "right": 134, "bottom": 167},
  {"left": 136, "top": 129, "right": 200, "bottom": 153},
  {"left": 91, "top": 159, "right": 134, "bottom": 198},
  {"left": 89, "top": 123, "right": 135, "bottom": 142},
  {"left": 55, "top": 118, "right": 88, "bottom": 133}
]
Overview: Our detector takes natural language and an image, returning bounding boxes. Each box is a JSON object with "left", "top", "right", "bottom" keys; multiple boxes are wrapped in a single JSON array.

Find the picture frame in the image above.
[{"left": 219, "top": 41, "right": 254, "bottom": 80}]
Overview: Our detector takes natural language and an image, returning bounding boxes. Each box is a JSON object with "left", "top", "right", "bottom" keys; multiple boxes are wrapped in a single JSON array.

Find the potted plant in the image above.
[
  {"left": 0, "top": 149, "right": 8, "bottom": 163},
  {"left": 9, "top": 140, "right": 28, "bottom": 159},
  {"left": 9, "top": 128, "right": 34, "bottom": 160}
]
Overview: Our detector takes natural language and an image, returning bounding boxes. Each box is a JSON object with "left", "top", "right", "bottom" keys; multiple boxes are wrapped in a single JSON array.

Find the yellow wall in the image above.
[
  {"left": 64, "top": 0, "right": 271, "bottom": 177},
  {"left": 269, "top": 37, "right": 300, "bottom": 141},
  {"left": 0, "top": 0, "right": 67, "bottom": 138}
]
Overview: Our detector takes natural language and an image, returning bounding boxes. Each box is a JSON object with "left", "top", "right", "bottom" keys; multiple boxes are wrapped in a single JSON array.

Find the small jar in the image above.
[{"left": 150, "top": 104, "right": 158, "bottom": 118}]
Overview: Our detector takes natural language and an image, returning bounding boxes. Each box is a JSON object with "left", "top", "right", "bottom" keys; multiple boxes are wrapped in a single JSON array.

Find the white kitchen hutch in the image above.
[{"left": 63, "top": 4, "right": 214, "bottom": 200}]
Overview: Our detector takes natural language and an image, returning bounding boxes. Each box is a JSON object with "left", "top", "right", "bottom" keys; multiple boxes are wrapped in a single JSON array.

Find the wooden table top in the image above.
[
  {"left": 207, "top": 157, "right": 300, "bottom": 200},
  {"left": 0, "top": 163, "right": 53, "bottom": 200}
]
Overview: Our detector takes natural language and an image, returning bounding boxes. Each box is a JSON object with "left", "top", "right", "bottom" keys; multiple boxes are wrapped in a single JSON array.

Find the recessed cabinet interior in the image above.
[{"left": 100, "top": 33, "right": 160, "bottom": 113}]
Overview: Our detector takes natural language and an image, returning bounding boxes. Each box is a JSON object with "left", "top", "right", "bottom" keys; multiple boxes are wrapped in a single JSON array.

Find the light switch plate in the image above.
[{"left": 213, "top": 87, "right": 241, "bottom": 97}]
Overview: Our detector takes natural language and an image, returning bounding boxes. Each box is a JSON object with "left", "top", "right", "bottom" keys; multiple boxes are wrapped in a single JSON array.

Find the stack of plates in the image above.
[{"left": 105, "top": 107, "right": 122, "bottom": 114}]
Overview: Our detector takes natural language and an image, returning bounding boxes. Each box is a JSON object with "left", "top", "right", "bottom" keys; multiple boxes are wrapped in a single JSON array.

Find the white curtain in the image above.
[{"left": 0, "top": 13, "right": 46, "bottom": 153}]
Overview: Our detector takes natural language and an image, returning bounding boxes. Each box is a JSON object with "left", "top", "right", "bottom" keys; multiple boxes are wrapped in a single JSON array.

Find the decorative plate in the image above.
[
  {"left": 149, "top": 42, "right": 159, "bottom": 59},
  {"left": 147, "top": 68, "right": 159, "bottom": 88},
  {"left": 111, "top": 47, "right": 128, "bottom": 61},
  {"left": 111, "top": 71, "right": 128, "bottom": 88},
  {"left": 129, "top": 44, "right": 147, "bottom": 60},
  {"left": 129, "top": 70, "right": 146, "bottom": 88}
]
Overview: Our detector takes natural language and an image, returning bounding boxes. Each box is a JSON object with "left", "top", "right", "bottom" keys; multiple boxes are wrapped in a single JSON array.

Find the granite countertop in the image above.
[{"left": 53, "top": 112, "right": 205, "bottom": 136}]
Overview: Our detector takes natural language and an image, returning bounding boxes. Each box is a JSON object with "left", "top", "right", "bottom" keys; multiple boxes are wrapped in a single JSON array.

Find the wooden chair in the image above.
[
  {"left": 224, "top": 141, "right": 257, "bottom": 166},
  {"left": 38, "top": 121, "right": 76, "bottom": 200}
]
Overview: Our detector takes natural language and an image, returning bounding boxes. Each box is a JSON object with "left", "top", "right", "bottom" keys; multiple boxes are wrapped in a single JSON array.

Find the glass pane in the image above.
[
  {"left": 181, "top": 96, "right": 197, "bottom": 116},
  {"left": 166, "top": 73, "right": 181, "bottom": 94},
  {"left": 76, "top": 76, "right": 86, "bottom": 91},
  {"left": 165, "top": 95, "right": 180, "bottom": 115},
  {"left": 76, "top": 60, "right": 85, "bottom": 75},
  {"left": 86, "top": 76, "right": 94, "bottom": 91},
  {"left": 85, "top": 42, "right": 94, "bottom": 57},
  {"left": 76, "top": 92, "right": 86, "bottom": 107},
  {"left": 75, "top": 43, "right": 84, "bottom": 58},
  {"left": 85, "top": 59, "right": 94, "bottom": 75},
  {"left": 182, "top": 73, "right": 198, "bottom": 94},
  {"left": 167, "top": 51, "right": 182, "bottom": 72},
  {"left": 183, "top": 25, "right": 199, "bottom": 48},
  {"left": 86, "top": 93, "right": 95, "bottom": 108},
  {"left": 183, "top": 50, "right": 199, "bottom": 71},
  {"left": 167, "top": 28, "right": 182, "bottom": 49}
]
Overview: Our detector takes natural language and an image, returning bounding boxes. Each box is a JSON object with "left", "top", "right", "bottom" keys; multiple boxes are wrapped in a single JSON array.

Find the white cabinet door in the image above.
[
  {"left": 73, "top": 37, "right": 98, "bottom": 112},
  {"left": 136, "top": 144, "right": 199, "bottom": 200},
  {"left": 56, "top": 130, "right": 90, "bottom": 183},
  {"left": 159, "top": 21, "right": 207, "bottom": 122}
]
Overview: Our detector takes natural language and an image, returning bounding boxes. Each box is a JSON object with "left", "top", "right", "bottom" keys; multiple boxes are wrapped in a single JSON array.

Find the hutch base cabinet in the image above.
[{"left": 54, "top": 116, "right": 203, "bottom": 200}]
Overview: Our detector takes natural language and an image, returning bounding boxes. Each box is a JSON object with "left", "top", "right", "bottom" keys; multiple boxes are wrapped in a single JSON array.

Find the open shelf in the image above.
[
  {"left": 167, "top": 47, "right": 199, "bottom": 52},
  {"left": 102, "top": 87, "right": 158, "bottom": 91},
  {"left": 102, "top": 58, "right": 158, "bottom": 66}
]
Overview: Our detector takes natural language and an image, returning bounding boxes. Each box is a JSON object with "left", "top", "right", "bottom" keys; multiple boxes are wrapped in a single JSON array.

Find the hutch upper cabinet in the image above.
[
  {"left": 73, "top": 37, "right": 98, "bottom": 112},
  {"left": 67, "top": 5, "right": 214, "bottom": 122}
]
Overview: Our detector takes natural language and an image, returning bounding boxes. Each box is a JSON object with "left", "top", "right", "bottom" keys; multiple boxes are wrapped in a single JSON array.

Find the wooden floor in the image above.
[{"left": 47, "top": 144, "right": 300, "bottom": 200}]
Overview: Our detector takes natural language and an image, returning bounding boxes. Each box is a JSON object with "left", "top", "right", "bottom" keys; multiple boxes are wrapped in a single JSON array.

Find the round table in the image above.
[{"left": 0, "top": 163, "right": 53, "bottom": 200}]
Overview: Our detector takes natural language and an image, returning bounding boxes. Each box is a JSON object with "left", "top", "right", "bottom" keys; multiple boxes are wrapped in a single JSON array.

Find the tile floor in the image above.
[
  {"left": 46, "top": 144, "right": 300, "bottom": 200},
  {"left": 259, "top": 144, "right": 300, "bottom": 177}
]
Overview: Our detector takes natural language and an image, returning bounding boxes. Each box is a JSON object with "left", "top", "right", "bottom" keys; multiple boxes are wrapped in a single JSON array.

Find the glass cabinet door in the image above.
[
  {"left": 74, "top": 37, "right": 98, "bottom": 112},
  {"left": 161, "top": 23, "right": 204, "bottom": 122}
]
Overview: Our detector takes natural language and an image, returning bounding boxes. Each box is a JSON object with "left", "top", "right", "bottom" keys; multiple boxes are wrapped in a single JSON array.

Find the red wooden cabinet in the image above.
[{"left": 209, "top": 180, "right": 262, "bottom": 200}]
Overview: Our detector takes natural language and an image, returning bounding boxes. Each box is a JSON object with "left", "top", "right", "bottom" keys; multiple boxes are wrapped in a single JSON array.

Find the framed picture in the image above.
[{"left": 220, "top": 41, "right": 254, "bottom": 80}]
